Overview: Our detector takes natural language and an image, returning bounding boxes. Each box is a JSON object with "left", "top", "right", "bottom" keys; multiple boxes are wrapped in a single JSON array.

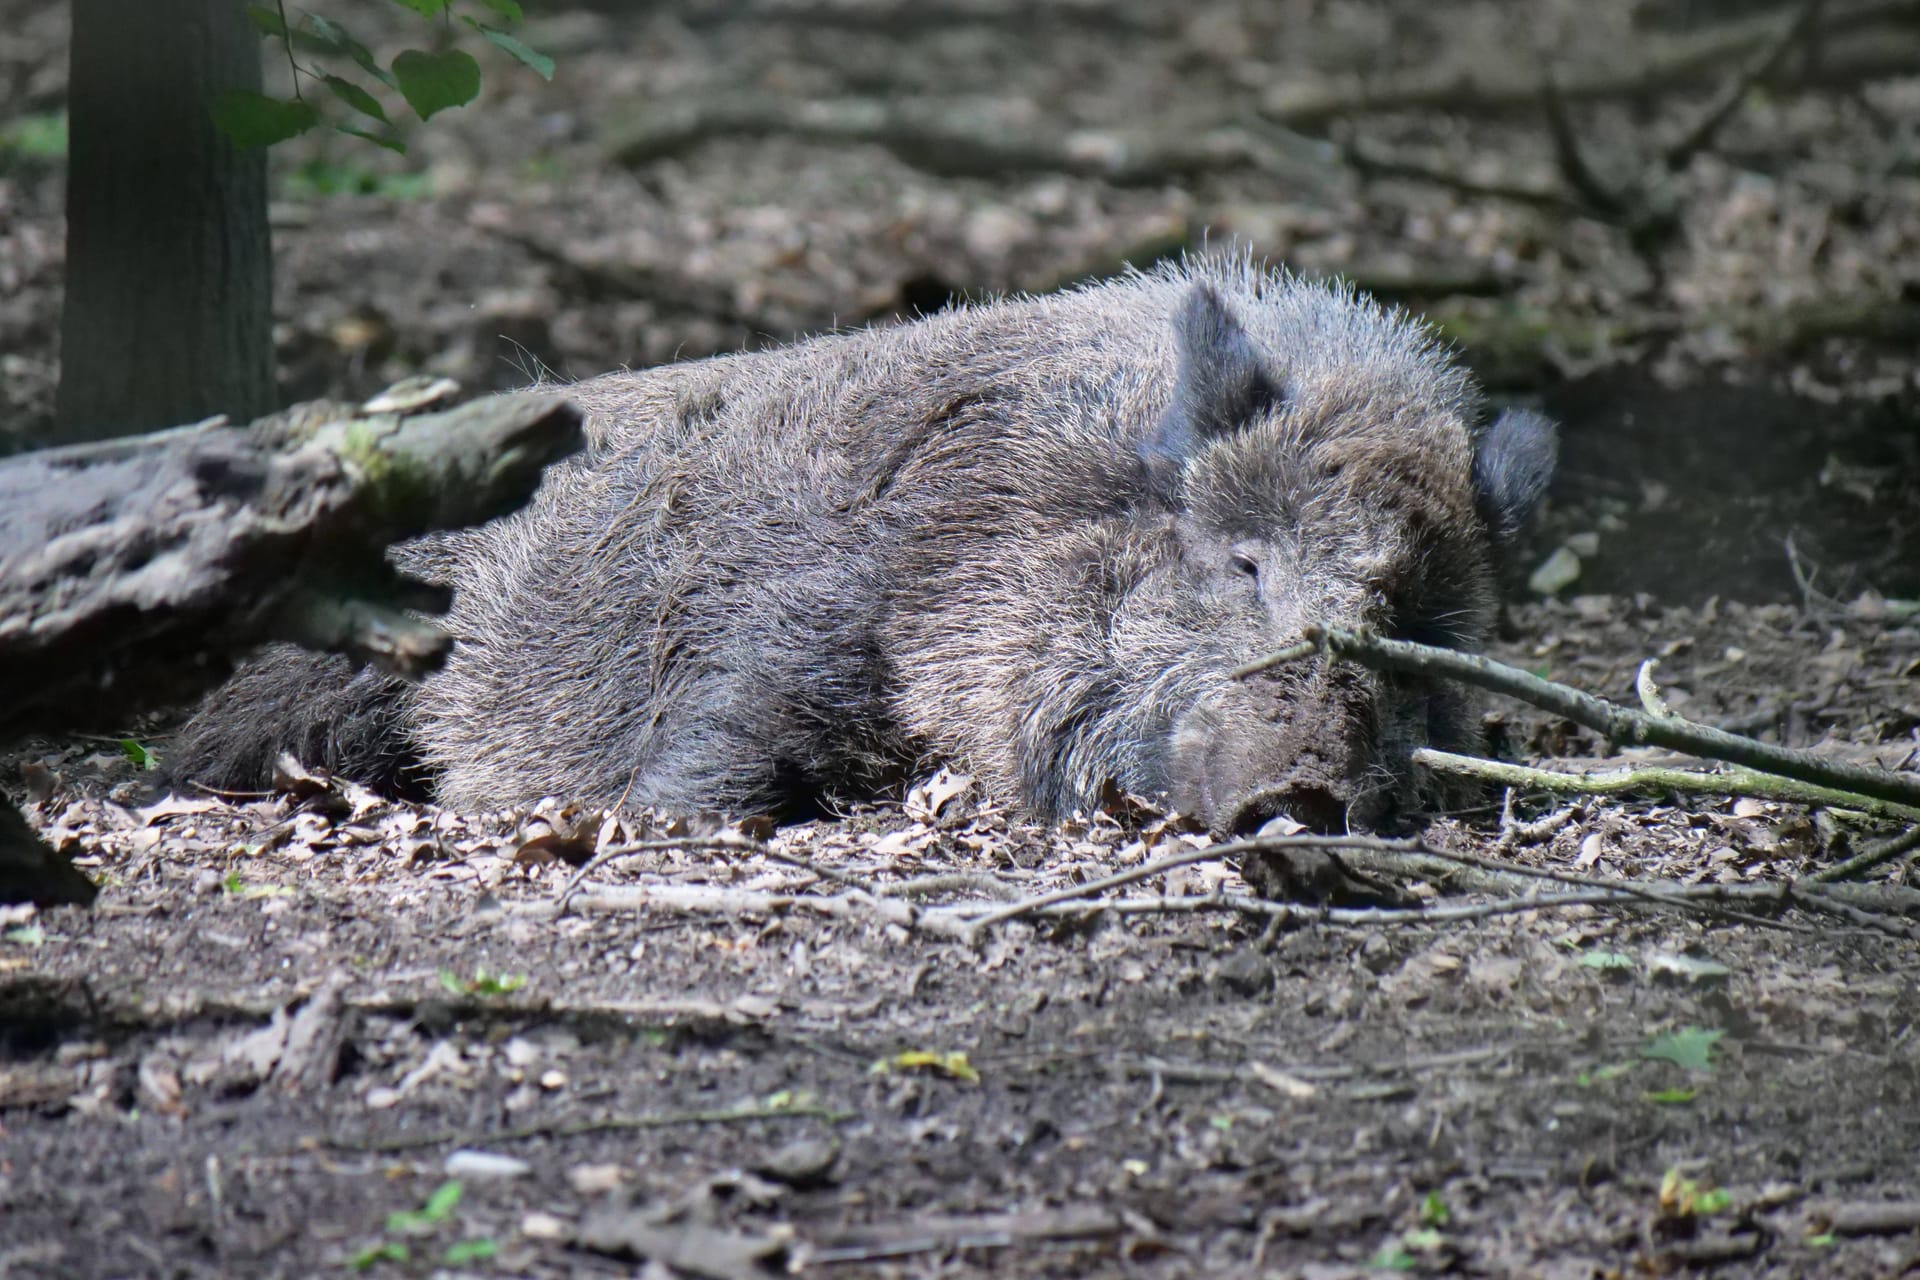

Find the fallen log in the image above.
[{"left": 0, "top": 381, "right": 584, "bottom": 906}]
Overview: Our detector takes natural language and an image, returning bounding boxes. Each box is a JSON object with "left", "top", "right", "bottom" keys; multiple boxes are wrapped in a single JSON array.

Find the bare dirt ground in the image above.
[{"left": 5, "top": 1, "right": 1920, "bottom": 1276}]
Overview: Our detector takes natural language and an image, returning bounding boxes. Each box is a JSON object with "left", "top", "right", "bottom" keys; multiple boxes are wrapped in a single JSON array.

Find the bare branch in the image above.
[
  {"left": 1413, "top": 747, "right": 1920, "bottom": 824},
  {"left": 1663, "top": 0, "right": 1829, "bottom": 171}
]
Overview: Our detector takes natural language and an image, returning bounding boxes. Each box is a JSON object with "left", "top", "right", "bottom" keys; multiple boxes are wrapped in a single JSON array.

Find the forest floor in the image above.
[{"left": 5, "top": 0, "right": 1920, "bottom": 1276}]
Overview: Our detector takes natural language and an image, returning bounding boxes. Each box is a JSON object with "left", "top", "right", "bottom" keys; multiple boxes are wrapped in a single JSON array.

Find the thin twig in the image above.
[
  {"left": 949, "top": 833, "right": 1422, "bottom": 936},
  {"left": 327, "top": 1101, "right": 846, "bottom": 1154},
  {"left": 554, "top": 832, "right": 764, "bottom": 915},
  {"left": 532, "top": 853, "right": 1912, "bottom": 940},
  {"left": 1342, "top": 141, "right": 1583, "bottom": 212},
  {"left": 1257, "top": 0, "right": 1920, "bottom": 127},
  {"left": 981, "top": 883, "right": 1830, "bottom": 928},
  {"left": 1809, "top": 822, "right": 1920, "bottom": 884},
  {"left": 1402, "top": 842, "right": 1810, "bottom": 932},
  {"left": 1663, "top": 0, "right": 1827, "bottom": 171},
  {"left": 1786, "top": 884, "right": 1920, "bottom": 940},
  {"left": 880, "top": 871, "right": 1027, "bottom": 902},
  {"left": 1541, "top": 72, "right": 1628, "bottom": 216},
  {"left": 555, "top": 881, "right": 981, "bottom": 942},
  {"left": 759, "top": 844, "right": 869, "bottom": 888}
]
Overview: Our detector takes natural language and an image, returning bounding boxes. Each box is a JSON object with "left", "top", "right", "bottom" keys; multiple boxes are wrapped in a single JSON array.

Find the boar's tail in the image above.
[{"left": 163, "top": 646, "right": 426, "bottom": 798}]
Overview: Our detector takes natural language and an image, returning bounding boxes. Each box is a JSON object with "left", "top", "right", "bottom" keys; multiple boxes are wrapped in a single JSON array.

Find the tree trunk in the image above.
[{"left": 54, "top": 0, "right": 274, "bottom": 442}]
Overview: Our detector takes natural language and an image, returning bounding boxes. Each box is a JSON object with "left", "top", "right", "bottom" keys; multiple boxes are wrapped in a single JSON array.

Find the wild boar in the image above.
[{"left": 170, "top": 257, "right": 1554, "bottom": 835}]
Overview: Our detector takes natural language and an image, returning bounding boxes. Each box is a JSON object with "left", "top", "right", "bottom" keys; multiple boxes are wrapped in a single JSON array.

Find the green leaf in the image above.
[
  {"left": 444, "top": 1238, "right": 498, "bottom": 1264},
  {"left": 387, "top": 1181, "right": 462, "bottom": 1233},
  {"left": 392, "top": 48, "right": 481, "bottom": 120},
  {"left": 245, "top": 4, "right": 287, "bottom": 37},
  {"left": 323, "top": 75, "right": 389, "bottom": 123},
  {"left": 438, "top": 966, "right": 527, "bottom": 997},
  {"left": 465, "top": 20, "right": 554, "bottom": 79},
  {"left": 1661, "top": 1167, "right": 1732, "bottom": 1215},
  {"left": 1575, "top": 1061, "right": 1636, "bottom": 1086},
  {"left": 1369, "top": 1243, "right": 1418, "bottom": 1271},
  {"left": 1578, "top": 950, "right": 1635, "bottom": 971},
  {"left": 392, "top": 0, "right": 450, "bottom": 16},
  {"left": 349, "top": 1240, "right": 409, "bottom": 1269},
  {"left": 867, "top": 1050, "right": 980, "bottom": 1084},
  {"left": 303, "top": 15, "right": 397, "bottom": 89},
  {"left": 333, "top": 124, "right": 408, "bottom": 155},
  {"left": 210, "top": 91, "right": 319, "bottom": 149},
  {"left": 475, "top": 0, "right": 524, "bottom": 21},
  {"left": 1642, "top": 1026, "right": 1723, "bottom": 1072},
  {"left": 119, "top": 738, "right": 158, "bottom": 770},
  {"left": 5, "top": 924, "right": 46, "bottom": 947},
  {"left": 1693, "top": 1188, "right": 1732, "bottom": 1214},
  {"left": 1646, "top": 1086, "right": 1697, "bottom": 1104},
  {"left": 422, "top": 1179, "right": 464, "bottom": 1220},
  {"left": 1418, "top": 1191, "right": 1450, "bottom": 1227}
]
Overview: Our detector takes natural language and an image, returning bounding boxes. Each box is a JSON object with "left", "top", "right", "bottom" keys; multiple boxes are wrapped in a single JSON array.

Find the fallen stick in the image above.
[{"left": 1412, "top": 747, "right": 1920, "bottom": 824}]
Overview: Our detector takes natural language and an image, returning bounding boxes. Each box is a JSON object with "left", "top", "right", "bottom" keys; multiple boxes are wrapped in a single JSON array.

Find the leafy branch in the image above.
[{"left": 213, "top": 0, "right": 554, "bottom": 154}]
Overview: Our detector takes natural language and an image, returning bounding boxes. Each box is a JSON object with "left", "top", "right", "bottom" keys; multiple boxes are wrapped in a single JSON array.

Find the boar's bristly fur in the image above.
[{"left": 169, "top": 257, "right": 1554, "bottom": 835}]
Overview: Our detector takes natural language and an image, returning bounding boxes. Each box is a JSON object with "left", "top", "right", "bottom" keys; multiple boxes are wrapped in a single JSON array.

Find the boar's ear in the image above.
[
  {"left": 1141, "top": 284, "right": 1278, "bottom": 488},
  {"left": 1473, "top": 407, "right": 1558, "bottom": 541}
]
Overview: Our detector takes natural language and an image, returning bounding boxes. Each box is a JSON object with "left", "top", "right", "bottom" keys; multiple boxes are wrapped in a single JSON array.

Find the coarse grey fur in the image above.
[{"left": 170, "top": 256, "right": 1555, "bottom": 834}]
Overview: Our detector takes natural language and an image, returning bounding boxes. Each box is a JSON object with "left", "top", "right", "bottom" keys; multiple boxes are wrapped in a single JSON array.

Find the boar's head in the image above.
[{"left": 1131, "top": 282, "right": 1555, "bottom": 836}]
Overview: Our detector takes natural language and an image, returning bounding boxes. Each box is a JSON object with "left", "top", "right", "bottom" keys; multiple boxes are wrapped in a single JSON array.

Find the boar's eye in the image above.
[{"left": 1228, "top": 550, "right": 1260, "bottom": 581}]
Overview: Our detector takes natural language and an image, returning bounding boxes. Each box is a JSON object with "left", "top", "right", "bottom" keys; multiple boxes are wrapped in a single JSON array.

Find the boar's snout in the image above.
[{"left": 1167, "top": 666, "right": 1389, "bottom": 838}]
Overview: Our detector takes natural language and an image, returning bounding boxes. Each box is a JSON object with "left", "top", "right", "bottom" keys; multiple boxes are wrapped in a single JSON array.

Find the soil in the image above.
[{"left": 5, "top": 1, "right": 1920, "bottom": 1276}]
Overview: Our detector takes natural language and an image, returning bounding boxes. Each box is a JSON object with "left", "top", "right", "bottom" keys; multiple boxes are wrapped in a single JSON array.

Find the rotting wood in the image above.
[
  {"left": 0, "top": 384, "right": 584, "bottom": 907},
  {"left": 0, "top": 386, "right": 583, "bottom": 736}
]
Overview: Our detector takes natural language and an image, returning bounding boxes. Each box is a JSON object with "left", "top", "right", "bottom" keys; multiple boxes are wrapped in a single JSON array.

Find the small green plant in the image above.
[
  {"left": 1371, "top": 1226, "right": 1446, "bottom": 1271},
  {"left": 119, "top": 738, "right": 159, "bottom": 770},
  {"left": 867, "top": 1049, "right": 980, "bottom": 1084},
  {"left": 216, "top": 0, "right": 554, "bottom": 155},
  {"left": 1575, "top": 1060, "right": 1637, "bottom": 1087},
  {"left": 221, "top": 872, "right": 295, "bottom": 899},
  {"left": 442, "top": 1238, "right": 498, "bottom": 1264},
  {"left": 438, "top": 965, "right": 527, "bottom": 997},
  {"left": 1659, "top": 1167, "right": 1732, "bottom": 1218},
  {"left": 1643, "top": 1026, "right": 1723, "bottom": 1072},
  {"left": 350, "top": 1180, "right": 497, "bottom": 1269},
  {"left": 385, "top": 1179, "right": 463, "bottom": 1233}
]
